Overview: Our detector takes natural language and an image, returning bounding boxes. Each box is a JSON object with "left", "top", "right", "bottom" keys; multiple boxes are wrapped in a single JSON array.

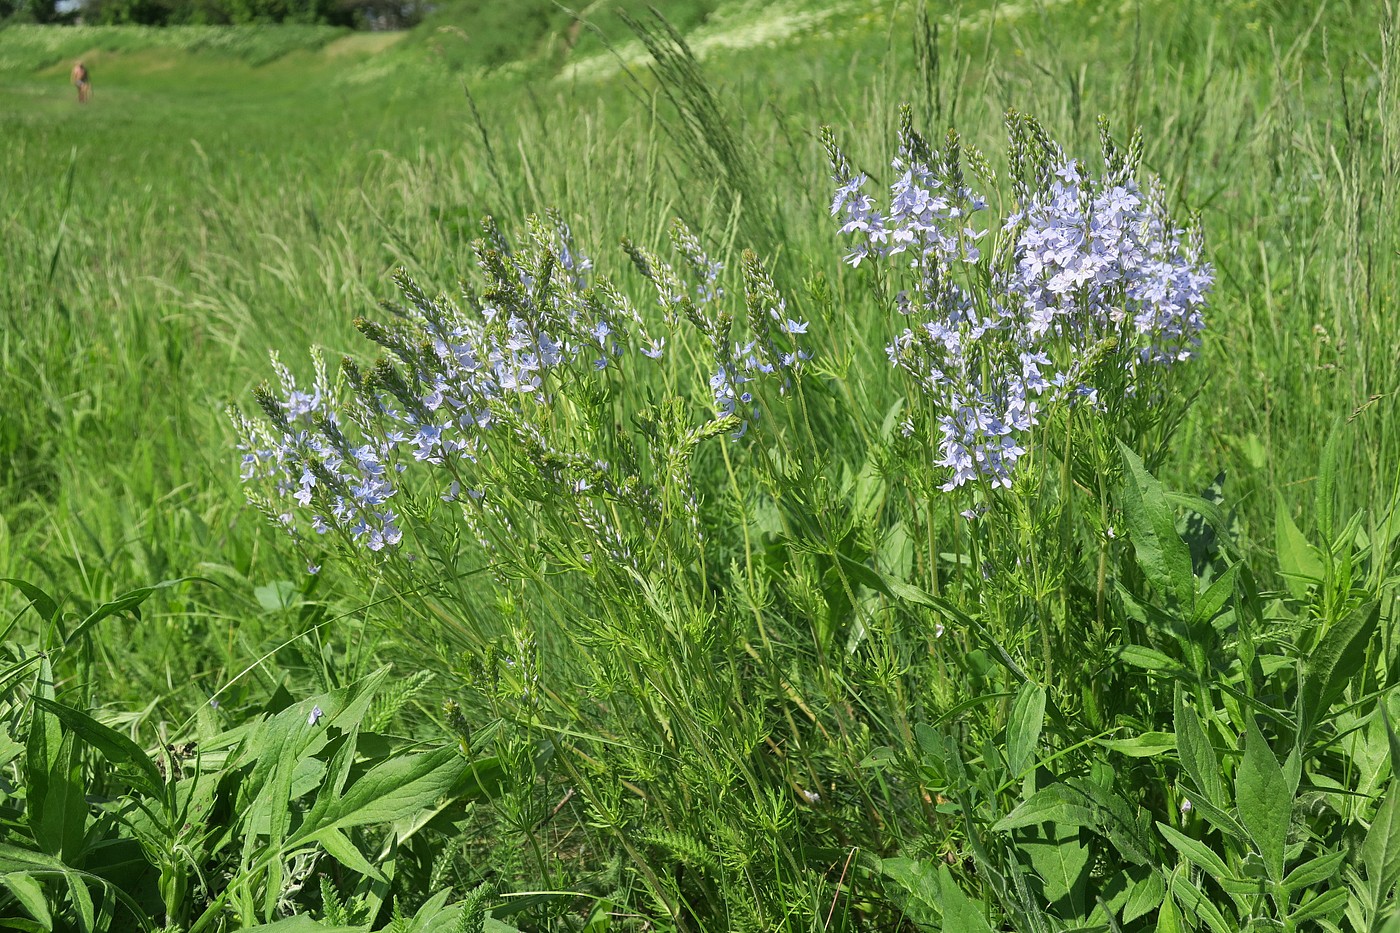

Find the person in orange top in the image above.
[{"left": 71, "top": 61, "right": 90, "bottom": 104}]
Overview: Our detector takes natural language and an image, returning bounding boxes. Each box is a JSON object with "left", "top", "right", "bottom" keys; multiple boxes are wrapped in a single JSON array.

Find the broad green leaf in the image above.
[
  {"left": 1021, "top": 822, "right": 1090, "bottom": 916},
  {"left": 485, "top": 920, "right": 524, "bottom": 933},
  {"left": 1281, "top": 849, "right": 1347, "bottom": 893},
  {"left": 1157, "top": 822, "right": 1232, "bottom": 882},
  {"left": 0, "top": 845, "right": 63, "bottom": 871},
  {"left": 1118, "top": 646, "right": 1187, "bottom": 677},
  {"left": 254, "top": 581, "right": 299, "bottom": 613},
  {"left": 1288, "top": 887, "right": 1349, "bottom": 925},
  {"left": 1192, "top": 562, "right": 1240, "bottom": 627},
  {"left": 1384, "top": 705, "right": 1400, "bottom": 783},
  {"left": 0, "top": 579, "right": 59, "bottom": 626},
  {"left": 25, "top": 658, "right": 87, "bottom": 862},
  {"left": 1006, "top": 682, "right": 1046, "bottom": 776},
  {"left": 1181, "top": 791, "right": 1248, "bottom": 842},
  {"left": 291, "top": 744, "right": 484, "bottom": 868},
  {"left": 1362, "top": 779, "right": 1400, "bottom": 917},
  {"left": 1098, "top": 732, "right": 1176, "bottom": 758},
  {"left": 1118, "top": 444, "right": 1195, "bottom": 610},
  {"left": 1067, "top": 777, "right": 1160, "bottom": 866},
  {"left": 316, "top": 828, "right": 381, "bottom": 881},
  {"left": 1155, "top": 887, "right": 1182, "bottom": 933},
  {"left": 303, "top": 727, "right": 360, "bottom": 829},
  {"left": 1275, "top": 495, "right": 1324, "bottom": 599},
  {"left": 1168, "top": 869, "right": 1234, "bottom": 933},
  {"left": 0, "top": 918, "right": 51, "bottom": 932},
  {"left": 1235, "top": 720, "right": 1291, "bottom": 883},
  {"left": 30, "top": 698, "right": 164, "bottom": 799},
  {"left": 65, "top": 872, "right": 94, "bottom": 933},
  {"left": 64, "top": 578, "right": 199, "bottom": 649},
  {"left": 0, "top": 873, "right": 51, "bottom": 927},
  {"left": 860, "top": 747, "right": 896, "bottom": 769},
  {"left": 1122, "top": 871, "right": 1165, "bottom": 923},
  {"left": 1174, "top": 689, "right": 1225, "bottom": 807},
  {"left": 937, "top": 863, "right": 994, "bottom": 933},
  {"left": 994, "top": 784, "right": 1096, "bottom": 832},
  {"left": 874, "top": 856, "right": 941, "bottom": 925},
  {"left": 1300, "top": 601, "right": 1380, "bottom": 744}
]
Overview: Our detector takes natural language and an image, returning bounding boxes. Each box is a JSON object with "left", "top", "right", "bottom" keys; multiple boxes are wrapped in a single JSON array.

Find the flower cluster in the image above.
[
  {"left": 825, "top": 110, "right": 1211, "bottom": 491},
  {"left": 233, "top": 348, "right": 407, "bottom": 553},
  {"left": 627, "top": 221, "right": 811, "bottom": 437},
  {"left": 234, "top": 213, "right": 812, "bottom": 556}
]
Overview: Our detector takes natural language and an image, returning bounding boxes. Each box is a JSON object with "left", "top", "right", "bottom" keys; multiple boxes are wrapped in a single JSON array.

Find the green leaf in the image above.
[
  {"left": 1281, "top": 849, "right": 1347, "bottom": 894},
  {"left": 875, "top": 856, "right": 941, "bottom": 925},
  {"left": 291, "top": 744, "right": 486, "bottom": 869},
  {"left": 254, "top": 581, "right": 299, "bottom": 613},
  {"left": 1118, "top": 646, "right": 1187, "bottom": 677},
  {"left": 316, "top": 828, "right": 381, "bottom": 881},
  {"left": 65, "top": 871, "right": 94, "bottom": 933},
  {"left": 860, "top": 746, "right": 896, "bottom": 769},
  {"left": 1384, "top": 704, "right": 1400, "bottom": 783},
  {"left": 1174, "top": 688, "right": 1225, "bottom": 807},
  {"left": 0, "top": 579, "right": 59, "bottom": 626},
  {"left": 0, "top": 844, "right": 63, "bottom": 871},
  {"left": 937, "top": 863, "right": 994, "bottom": 933},
  {"left": 1288, "top": 886, "right": 1349, "bottom": 925},
  {"left": 1180, "top": 791, "right": 1248, "bottom": 842},
  {"left": 1122, "top": 871, "right": 1165, "bottom": 923},
  {"left": 236, "top": 918, "right": 365, "bottom": 932},
  {"left": 1118, "top": 443, "right": 1195, "bottom": 610},
  {"left": 30, "top": 698, "right": 164, "bottom": 800},
  {"left": 1362, "top": 779, "right": 1400, "bottom": 918},
  {"left": 1235, "top": 719, "right": 1291, "bottom": 883},
  {"left": 1157, "top": 822, "right": 1232, "bottom": 882},
  {"left": 1068, "top": 777, "right": 1160, "bottom": 867},
  {"left": 1155, "top": 887, "right": 1182, "bottom": 933},
  {"left": 1192, "top": 562, "right": 1240, "bottom": 627},
  {"left": 1299, "top": 601, "right": 1380, "bottom": 743},
  {"left": 1098, "top": 732, "right": 1176, "bottom": 758},
  {"left": 25, "top": 658, "right": 87, "bottom": 862},
  {"left": 1021, "top": 822, "right": 1090, "bottom": 916},
  {"left": 1005, "top": 682, "right": 1046, "bottom": 777},
  {"left": 1276, "top": 495, "right": 1324, "bottom": 599},
  {"left": 0, "top": 873, "right": 51, "bottom": 927},
  {"left": 64, "top": 578, "right": 199, "bottom": 649},
  {"left": 994, "top": 784, "right": 1097, "bottom": 832},
  {"left": 0, "top": 918, "right": 52, "bottom": 932},
  {"left": 1168, "top": 869, "right": 1235, "bottom": 933}
]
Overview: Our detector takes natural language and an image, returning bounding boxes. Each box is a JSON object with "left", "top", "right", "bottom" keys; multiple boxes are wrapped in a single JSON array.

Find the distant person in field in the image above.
[{"left": 71, "top": 61, "right": 90, "bottom": 104}]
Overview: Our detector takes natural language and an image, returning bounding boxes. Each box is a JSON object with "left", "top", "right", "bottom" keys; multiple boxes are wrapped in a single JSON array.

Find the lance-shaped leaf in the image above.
[{"left": 1118, "top": 443, "right": 1195, "bottom": 611}]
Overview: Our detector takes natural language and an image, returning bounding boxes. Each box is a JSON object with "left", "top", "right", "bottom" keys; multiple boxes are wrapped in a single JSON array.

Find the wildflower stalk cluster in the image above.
[
  {"left": 227, "top": 112, "right": 1243, "bottom": 931},
  {"left": 824, "top": 108, "right": 1212, "bottom": 494},
  {"left": 232, "top": 214, "right": 810, "bottom": 581}
]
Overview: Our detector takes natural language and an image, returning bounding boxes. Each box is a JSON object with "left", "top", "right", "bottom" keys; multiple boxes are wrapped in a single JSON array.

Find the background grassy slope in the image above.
[{"left": 0, "top": 0, "right": 1394, "bottom": 736}]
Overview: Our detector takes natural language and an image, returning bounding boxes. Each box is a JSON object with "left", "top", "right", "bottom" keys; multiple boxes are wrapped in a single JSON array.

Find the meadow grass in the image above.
[{"left": 1, "top": 0, "right": 1398, "bottom": 928}]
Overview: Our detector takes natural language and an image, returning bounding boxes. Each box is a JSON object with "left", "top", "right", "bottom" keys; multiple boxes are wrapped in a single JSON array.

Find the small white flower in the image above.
[
  {"left": 307, "top": 705, "right": 324, "bottom": 727},
  {"left": 799, "top": 788, "right": 821, "bottom": 804},
  {"left": 935, "top": 622, "right": 946, "bottom": 639},
  {"left": 1179, "top": 798, "right": 1192, "bottom": 815}
]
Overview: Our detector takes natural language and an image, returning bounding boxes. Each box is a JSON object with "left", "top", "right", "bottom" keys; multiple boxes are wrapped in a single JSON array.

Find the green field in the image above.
[{"left": 2, "top": 1, "right": 1398, "bottom": 929}]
